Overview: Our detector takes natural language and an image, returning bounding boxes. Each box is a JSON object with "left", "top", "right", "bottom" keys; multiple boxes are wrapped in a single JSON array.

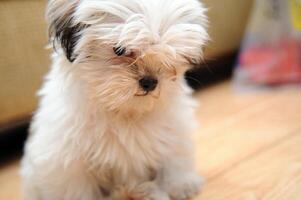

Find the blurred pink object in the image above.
[
  {"left": 235, "top": 0, "right": 301, "bottom": 88},
  {"left": 239, "top": 38, "right": 301, "bottom": 85}
]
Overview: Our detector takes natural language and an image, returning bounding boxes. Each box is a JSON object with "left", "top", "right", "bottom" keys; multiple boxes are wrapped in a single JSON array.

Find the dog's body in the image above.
[{"left": 21, "top": 0, "right": 208, "bottom": 199}]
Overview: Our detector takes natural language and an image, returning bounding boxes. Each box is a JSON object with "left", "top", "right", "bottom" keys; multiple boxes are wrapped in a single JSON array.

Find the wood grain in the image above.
[
  {"left": 1, "top": 81, "right": 301, "bottom": 199},
  {"left": 0, "top": 160, "right": 21, "bottom": 200}
]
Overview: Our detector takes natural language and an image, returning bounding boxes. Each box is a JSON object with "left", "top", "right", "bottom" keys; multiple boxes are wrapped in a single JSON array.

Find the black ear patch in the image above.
[
  {"left": 54, "top": 22, "right": 85, "bottom": 62},
  {"left": 49, "top": 9, "right": 86, "bottom": 62}
]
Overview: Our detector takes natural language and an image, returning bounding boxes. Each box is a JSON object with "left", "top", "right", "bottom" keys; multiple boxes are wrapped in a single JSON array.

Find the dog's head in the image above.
[{"left": 47, "top": 0, "right": 208, "bottom": 115}]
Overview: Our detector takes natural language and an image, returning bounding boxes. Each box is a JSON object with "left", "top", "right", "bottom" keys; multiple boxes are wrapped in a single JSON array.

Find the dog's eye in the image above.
[{"left": 113, "top": 46, "right": 126, "bottom": 56}]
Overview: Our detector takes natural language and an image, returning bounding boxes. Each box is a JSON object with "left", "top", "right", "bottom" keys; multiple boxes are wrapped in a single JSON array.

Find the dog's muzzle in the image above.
[{"left": 139, "top": 76, "right": 158, "bottom": 92}]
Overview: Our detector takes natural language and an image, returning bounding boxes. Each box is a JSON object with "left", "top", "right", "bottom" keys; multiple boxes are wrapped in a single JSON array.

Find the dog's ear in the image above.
[{"left": 46, "top": 0, "right": 84, "bottom": 62}]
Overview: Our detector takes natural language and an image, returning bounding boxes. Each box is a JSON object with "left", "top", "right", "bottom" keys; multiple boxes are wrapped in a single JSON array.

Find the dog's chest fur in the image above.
[{"left": 78, "top": 114, "right": 181, "bottom": 186}]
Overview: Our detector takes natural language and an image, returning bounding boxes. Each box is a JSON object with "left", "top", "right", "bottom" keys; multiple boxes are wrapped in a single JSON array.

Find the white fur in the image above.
[{"left": 21, "top": 0, "right": 208, "bottom": 199}]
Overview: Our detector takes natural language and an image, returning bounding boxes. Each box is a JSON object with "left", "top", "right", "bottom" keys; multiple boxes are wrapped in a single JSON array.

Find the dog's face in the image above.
[{"left": 47, "top": 0, "right": 208, "bottom": 114}]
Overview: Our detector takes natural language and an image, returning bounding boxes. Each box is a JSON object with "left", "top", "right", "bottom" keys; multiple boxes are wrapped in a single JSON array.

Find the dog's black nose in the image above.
[{"left": 139, "top": 76, "right": 158, "bottom": 92}]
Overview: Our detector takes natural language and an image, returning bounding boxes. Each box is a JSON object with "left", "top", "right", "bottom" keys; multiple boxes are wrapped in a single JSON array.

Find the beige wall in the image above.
[
  {"left": 0, "top": 0, "right": 253, "bottom": 126},
  {"left": 0, "top": 1, "right": 49, "bottom": 126},
  {"left": 203, "top": 0, "right": 254, "bottom": 58}
]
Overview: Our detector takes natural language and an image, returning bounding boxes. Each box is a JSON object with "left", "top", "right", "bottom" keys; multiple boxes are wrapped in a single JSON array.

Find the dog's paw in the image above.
[
  {"left": 130, "top": 181, "right": 170, "bottom": 200},
  {"left": 166, "top": 174, "right": 203, "bottom": 200}
]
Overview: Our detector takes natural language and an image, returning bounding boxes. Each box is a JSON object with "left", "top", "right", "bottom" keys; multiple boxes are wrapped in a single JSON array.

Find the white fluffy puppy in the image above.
[{"left": 21, "top": 0, "right": 208, "bottom": 199}]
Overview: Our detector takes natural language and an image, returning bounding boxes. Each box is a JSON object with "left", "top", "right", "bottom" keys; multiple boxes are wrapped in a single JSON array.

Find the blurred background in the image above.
[{"left": 1, "top": 0, "right": 301, "bottom": 199}]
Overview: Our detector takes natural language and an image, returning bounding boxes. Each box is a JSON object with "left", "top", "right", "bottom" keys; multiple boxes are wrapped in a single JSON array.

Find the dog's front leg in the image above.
[
  {"left": 129, "top": 181, "right": 170, "bottom": 200},
  {"left": 157, "top": 158, "right": 203, "bottom": 200}
]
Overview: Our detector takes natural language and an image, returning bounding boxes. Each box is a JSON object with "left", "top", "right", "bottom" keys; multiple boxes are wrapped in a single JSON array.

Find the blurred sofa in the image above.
[{"left": 0, "top": 0, "right": 253, "bottom": 128}]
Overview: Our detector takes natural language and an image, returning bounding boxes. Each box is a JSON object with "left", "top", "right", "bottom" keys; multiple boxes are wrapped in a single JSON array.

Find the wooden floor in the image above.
[{"left": 1, "top": 80, "right": 301, "bottom": 200}]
